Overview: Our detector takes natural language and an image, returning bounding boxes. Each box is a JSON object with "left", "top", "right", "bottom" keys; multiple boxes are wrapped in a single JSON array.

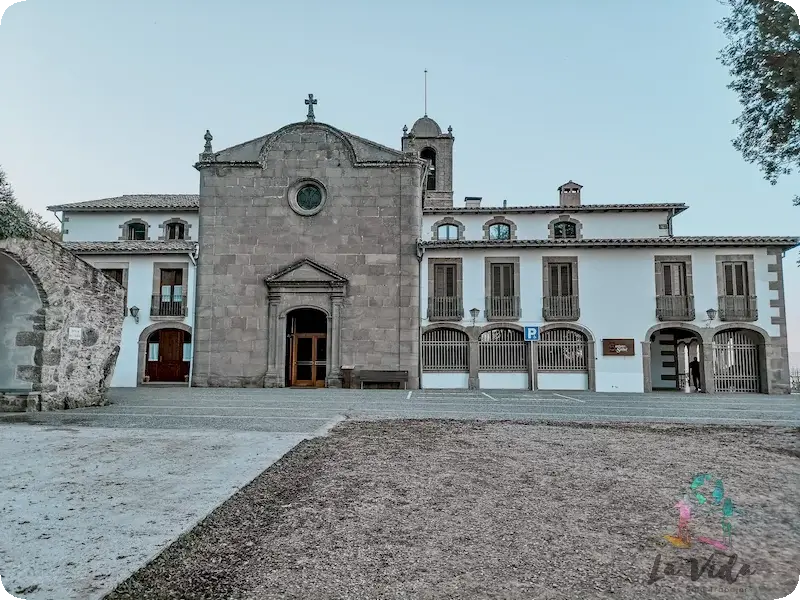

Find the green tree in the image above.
[
  {"left": 0, "top": 166, "right": 61, "bottom": 241},
  {"left": 718, "top": 0, "right": 800, "bottom": 204}
]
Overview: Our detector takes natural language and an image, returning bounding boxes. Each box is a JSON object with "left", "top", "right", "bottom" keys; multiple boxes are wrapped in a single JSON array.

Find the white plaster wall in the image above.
[
  {"left": 479, "top": 372, "right": 528, "bottom": 389},
  {"left": 424, "top": 211, "right": 670, "bottom": 241},
  {"left": 538, "top": 373, "right": 589, "bottom": 391},
  {"left": 80, "top": 254, "right": 196, "bottom": 387},
  {"left": 421, "top": 372, "right": 469, "bottom": 389},
  {"left": 63, "top": 212, "right": 199, "bottom": 242},
  {"left": 422, "top": 246, "right": 779, "bottom": 392}
]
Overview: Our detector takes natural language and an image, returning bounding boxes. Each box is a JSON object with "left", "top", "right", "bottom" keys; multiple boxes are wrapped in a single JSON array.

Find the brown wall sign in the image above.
[{"left": 603, "top": 338, "right": 635, "bottom": 356}]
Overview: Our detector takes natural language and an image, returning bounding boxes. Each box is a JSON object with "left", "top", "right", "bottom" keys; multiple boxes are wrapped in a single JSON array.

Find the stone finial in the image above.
[
  {"left": 200, "top": 130, "right": 214, "bottom": 161},
  {"left": 403, "top": 124, "right": 408, "bottom": 136},
  {"left": 447, "top": 125, "right": 453, "bottom": 135}
]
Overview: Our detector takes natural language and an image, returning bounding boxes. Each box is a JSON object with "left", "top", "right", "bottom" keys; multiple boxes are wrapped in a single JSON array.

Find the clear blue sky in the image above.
[{"left": 1, "top": 0, "right": 799, "bottom": 352}]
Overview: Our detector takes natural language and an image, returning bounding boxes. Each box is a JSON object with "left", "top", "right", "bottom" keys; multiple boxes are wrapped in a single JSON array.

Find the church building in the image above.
[
  {"left": 193, "top": 96, "right": 433, "bottom": 389},
  {"left": 46, "top": 94, "right": 799, "bottom": 394}
]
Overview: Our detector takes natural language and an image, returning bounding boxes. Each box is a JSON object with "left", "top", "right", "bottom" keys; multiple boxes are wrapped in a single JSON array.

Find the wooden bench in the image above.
[{"left": 356, "top": 370, "right": 409, "bottom": 390}]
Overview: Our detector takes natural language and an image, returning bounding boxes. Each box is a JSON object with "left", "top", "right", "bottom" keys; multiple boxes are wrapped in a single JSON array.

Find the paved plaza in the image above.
[
  {"left": 7, "top": 386, "right": 800, "bottom": 430},
  {"left": 1, "top": 387, "right": 798, "bottom": 599}
]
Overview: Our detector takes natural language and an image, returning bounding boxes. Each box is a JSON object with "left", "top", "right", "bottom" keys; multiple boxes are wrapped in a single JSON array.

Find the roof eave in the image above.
[{"left": 422, "top": 204, "right": 689, "bottom": 215}]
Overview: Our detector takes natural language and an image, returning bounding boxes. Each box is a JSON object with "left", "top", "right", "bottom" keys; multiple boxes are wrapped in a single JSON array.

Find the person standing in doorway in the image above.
[{"left": 689, "top": 357, "right": 702, "bottom": 392}]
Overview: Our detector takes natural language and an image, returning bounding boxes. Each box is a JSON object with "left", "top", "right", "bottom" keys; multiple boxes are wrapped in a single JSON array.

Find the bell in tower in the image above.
[{"left": 401, "top": 116, "right": 454, "bottom": 209}]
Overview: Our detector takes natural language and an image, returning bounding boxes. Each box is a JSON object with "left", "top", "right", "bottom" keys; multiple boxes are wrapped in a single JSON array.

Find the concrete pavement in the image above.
[{"left": 6, "top": 386, "right": 800, "bottom": 429}]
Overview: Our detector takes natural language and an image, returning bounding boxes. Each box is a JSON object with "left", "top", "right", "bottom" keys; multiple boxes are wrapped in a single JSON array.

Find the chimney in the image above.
[
  {"left": 558, "top": 181, "right": 582, "bottom": 207},
  {"left": 464, "top": 196, "right": 482, "bottom": 208}
]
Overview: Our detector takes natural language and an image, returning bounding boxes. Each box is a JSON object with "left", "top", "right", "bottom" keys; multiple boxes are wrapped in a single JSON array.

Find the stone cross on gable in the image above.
[{"left": 305, "top": 94, "right": 317, "bottom": 122}]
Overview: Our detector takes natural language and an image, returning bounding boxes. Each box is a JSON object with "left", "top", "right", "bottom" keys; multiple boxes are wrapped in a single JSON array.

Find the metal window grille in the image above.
[
  {"left": 538, "top": 328, "right": 588, "bottom": 371},
  {"left": 422, "top": 328, "right": 469, "bottom": 371},
  {"left": 479, "top": 328, "right": 526, "bottom": 371},
  {"left": 712, "top": 330, "right": 760, "bottom": 393}
]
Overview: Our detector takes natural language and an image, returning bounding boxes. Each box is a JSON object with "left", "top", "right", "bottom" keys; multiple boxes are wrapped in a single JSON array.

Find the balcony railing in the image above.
[
  {"left": 485, "top": 295, "right": 520, "bottom": 319},
  {"left": 656, "top": 295, "right": 695, "bottom": 321},
  {"left": 718, "top": 295, "right": 757, "bottom": 321},
  {"left": 427, "top": 296, "right": 463, "bottom": 320},
  {"left": 151, "top": 294, "right": 187, "bottom": 317},
  {"left": 542, "top": 295, "right": 580, "bottom": 321}
]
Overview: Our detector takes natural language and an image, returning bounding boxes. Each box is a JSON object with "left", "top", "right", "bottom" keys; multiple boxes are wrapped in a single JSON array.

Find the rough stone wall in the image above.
[
  {"left": 0, "top": 237, "right": 125, "bottom": 411},
  {"left": 193, "top": 122, "right": 423, "bottom": 388}
]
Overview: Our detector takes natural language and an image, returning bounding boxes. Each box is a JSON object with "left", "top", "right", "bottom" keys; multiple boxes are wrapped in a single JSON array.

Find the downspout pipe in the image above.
[{"left": 187, "top": 243, "right": 199, "bottom": 388}]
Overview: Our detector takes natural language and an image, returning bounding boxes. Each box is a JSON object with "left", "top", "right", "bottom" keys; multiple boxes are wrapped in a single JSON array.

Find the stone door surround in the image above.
[{"left": 263, "top": 258, "right": 348, "bottom": 388}]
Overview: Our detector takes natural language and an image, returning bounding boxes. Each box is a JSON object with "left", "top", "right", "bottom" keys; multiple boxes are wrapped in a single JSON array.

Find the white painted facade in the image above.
[
  {"left": 420, "top": 204, "right": 789, "bottom": 393},
  {"left": 424, "top": 210, "right": 672, "bottom": 241},
  {"left": 79, "top": 252, "right": 197, "bottom": 387},
  {"left": 62, "top": 211, "right": 199, "bottom": 243},
  {"left": 47, "top": 200, "right": 200, "bottom": 388}
]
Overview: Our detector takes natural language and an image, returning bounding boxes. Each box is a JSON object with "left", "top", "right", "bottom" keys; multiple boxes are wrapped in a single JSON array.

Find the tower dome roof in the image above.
[{"left": 410, "top": 116, "right": 442, "bottom": 137}]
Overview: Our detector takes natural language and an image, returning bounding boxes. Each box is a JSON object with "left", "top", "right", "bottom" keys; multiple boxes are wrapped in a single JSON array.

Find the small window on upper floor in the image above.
[
  {"left": 437, "top": 224, "right": 458, "bottom": 240},
  {"left": 489, "top": 223, "right": 511, "bottom": 240},
  {"left": 127, "top": 223, "right": 147, "bottom": 240},
  {"left": 166, "top": 222, "right": 186, "bottom": 240},
  {"left": 553, "top": 221, "right": 577, "bottom": 240}
]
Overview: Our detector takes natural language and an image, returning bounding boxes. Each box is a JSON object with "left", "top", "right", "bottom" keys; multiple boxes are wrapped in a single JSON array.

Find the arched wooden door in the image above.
[{"left": 145, "top": 329, "right": 191, "bottom": 382}]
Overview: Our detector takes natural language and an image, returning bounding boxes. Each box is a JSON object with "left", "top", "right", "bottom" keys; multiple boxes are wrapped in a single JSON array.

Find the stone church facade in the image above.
[{"left": 192, "top": 100, "right": 446, "bottom": 389}]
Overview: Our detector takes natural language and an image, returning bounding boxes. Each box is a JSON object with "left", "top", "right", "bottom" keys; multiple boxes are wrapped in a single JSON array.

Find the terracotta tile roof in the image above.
[
  {"left": 423, "top": 203, "right": 688, "bottom": 214},
  {"left": 62, "top": 240, "right": 197, "bottom": 254},
  {"left": 421, "top": 236, "right": 800, "bottom": 250},
  {"left": 47, "top": 194, "right": 199, "bottom": 212}
]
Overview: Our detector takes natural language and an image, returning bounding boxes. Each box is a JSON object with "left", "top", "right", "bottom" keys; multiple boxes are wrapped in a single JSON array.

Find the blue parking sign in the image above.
[{"left": 524, "top": 326, "right": 540, "bottom": 342}]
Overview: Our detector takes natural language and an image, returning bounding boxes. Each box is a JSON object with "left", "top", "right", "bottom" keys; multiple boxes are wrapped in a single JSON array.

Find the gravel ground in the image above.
[{"left": 104, "top": 420, "right": 800, "bottom": 600}]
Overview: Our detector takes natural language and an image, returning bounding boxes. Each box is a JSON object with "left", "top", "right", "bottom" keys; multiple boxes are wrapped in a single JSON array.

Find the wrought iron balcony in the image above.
[
  {"left": 717, "top": 295, "right": 757, "bottom": 322},
  {"left": 485, "top": 295, "right": 520, "bottom": 320},
  {"left": 542, "top": 295, "right": 580, "bottom": 321},
  {"left": 656, "top": 295, "right": 696, "bottom": 321},
  {"left": 427, "top": 296, "right": 463, "bottom": 320},
  {"left": 151, "top": 294, "right": 187, "bottom": 317}
]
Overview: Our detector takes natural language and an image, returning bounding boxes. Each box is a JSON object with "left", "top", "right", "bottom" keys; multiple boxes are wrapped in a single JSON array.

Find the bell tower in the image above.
[{"left": 402, "top": 116, "right": 454, "bottom": 208}]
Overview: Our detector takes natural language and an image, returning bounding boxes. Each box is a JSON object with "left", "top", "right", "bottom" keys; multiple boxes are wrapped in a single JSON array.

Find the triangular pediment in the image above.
[{"left": 264, "top": 258, "right": 348, "bottom": 285}]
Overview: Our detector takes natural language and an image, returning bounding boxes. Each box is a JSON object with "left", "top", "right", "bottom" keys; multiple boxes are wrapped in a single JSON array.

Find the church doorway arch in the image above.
[{"left": 285, "top": 308, "right": 328, "bottom": 387}]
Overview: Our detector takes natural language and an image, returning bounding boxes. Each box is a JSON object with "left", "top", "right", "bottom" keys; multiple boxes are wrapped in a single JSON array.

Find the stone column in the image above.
[
  {"left": 327, "top": 296, "right": 343, "bottom": 387},
  {"left": 529, "top": 341, "right": 538, "bottom": 391},
  {"left": 701, "top": 338, "right": 715, "bottom": 394},
  {"left": 641, "top": 341, "right": 652, "bottom": 393},
  {"left": 263, "top": 294, "right": 281, "bottom": 387},
  {"left": 467, "top": 326, "right": 479, "bottom": 390},
  {"left": 587, "top": 340, "right": 597, "bottom": 391}
]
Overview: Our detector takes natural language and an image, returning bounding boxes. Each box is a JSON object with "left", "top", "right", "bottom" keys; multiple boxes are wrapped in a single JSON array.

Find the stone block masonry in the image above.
[
  {"left": 192, "top": 122, "right": 425, "bottom": 389},
  {"left": 0, "top": 236, "right": 125, "bottom": 411}
]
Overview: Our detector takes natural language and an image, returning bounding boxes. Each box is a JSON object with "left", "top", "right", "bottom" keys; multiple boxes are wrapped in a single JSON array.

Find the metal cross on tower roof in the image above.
[{"left": 305, "top": 94, "right": 317, "bottom": 122}]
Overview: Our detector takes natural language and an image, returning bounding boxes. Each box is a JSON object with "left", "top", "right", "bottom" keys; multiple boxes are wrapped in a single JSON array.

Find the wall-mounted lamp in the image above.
[
  {"left": 129, "top": 306, "right": 140, "bottom": 324},
  {"left": 470, "top": 307, "right": 480, "bottom": 325},
  {"left": 703, "top": 308, "right": 717, "bottom": 328}
]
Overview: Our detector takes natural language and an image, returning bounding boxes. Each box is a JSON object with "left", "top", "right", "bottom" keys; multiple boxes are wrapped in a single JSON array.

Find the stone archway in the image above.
[
  {"left": 643, "top": 324, "right": 706, "bottom": 393},
  {"left": 537, "top": 323, "right": 596, "bottom": 391},
  {"left": 0, "top": 251, "right": 45, "bottom": 394},
  {"left": 137, "top": 322, "right": 192, "bottom": 385},
  {"left": 710, "top": 324, "right": 770, "bottom": 394}
]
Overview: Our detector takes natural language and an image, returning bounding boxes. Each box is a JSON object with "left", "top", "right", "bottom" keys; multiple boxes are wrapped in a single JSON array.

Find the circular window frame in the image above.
[{"left": 288, "top": 178, "right": 327, "bottom": 216}]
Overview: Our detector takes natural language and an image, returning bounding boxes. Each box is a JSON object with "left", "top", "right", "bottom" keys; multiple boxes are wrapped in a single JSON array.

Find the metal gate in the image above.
[{"left": 711, "top": 330, "right": 761, "bottom": 393}]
